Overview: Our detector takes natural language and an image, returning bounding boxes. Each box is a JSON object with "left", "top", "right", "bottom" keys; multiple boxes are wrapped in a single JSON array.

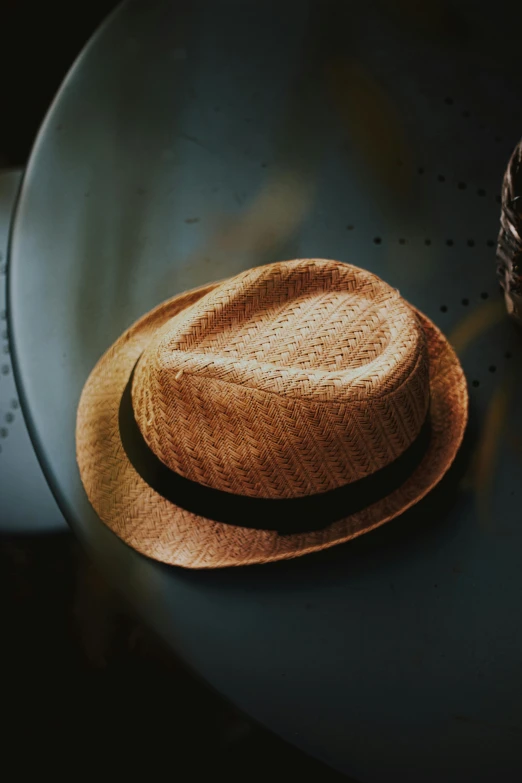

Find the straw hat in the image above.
[{"left": 76, "top": 259, "right": 468, "bottom": 568}]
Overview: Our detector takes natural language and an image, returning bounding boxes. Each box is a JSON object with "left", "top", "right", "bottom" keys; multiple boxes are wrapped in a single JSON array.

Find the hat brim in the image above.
[{"left": 76, "top": 280, "right": 468, "bottom": 569}]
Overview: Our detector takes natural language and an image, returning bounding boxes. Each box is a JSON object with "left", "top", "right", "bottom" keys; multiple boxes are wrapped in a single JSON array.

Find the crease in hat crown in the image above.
[{"left": 130, "top": 259, "right": 430, "bottom": 499}]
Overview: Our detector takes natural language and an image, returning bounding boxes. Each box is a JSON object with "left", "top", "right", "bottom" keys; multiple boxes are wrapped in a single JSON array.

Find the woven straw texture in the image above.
[
  {"left": 76, "top": 259, "right": 468, "bottom": 568},
  {"left": 132, "top": 260, "right": 429, "bottom": 498},
  {"left": 497, "top": 137, "right": 522, "bottom": 320}
]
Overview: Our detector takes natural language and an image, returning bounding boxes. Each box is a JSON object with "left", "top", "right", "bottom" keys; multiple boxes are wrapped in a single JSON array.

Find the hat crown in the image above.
[{"left": 131, "top": 259, "right": 430, "bottom": 498}]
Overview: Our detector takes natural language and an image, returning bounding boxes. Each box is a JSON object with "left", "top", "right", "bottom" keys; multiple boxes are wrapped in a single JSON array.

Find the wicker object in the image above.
[
  {"left": 497, "top": 138, "right": 522, "bottom": 320},
  {"left": 76, "top": 259, "right": 468, "bottom": 568}
]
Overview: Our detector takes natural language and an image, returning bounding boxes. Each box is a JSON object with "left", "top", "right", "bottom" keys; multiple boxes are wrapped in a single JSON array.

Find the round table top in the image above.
[{"left": 9, "top": 1, "right": 522, "bottom": 780}]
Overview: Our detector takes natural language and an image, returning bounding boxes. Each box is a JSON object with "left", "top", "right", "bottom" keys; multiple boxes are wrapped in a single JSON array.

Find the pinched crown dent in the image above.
[{"left": 131, "top": 259, "right": 430, "bottom": 498}]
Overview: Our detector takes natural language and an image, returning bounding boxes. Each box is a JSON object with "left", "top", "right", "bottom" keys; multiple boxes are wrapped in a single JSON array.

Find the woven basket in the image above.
[{"left": 497, "top": 137, "right": 522, "bottom": 321}]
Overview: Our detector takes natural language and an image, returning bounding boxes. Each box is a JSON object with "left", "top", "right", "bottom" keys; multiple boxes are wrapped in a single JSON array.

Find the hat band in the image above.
[{"left": 119, "top": 362, "right": 431, "bottom": 535}]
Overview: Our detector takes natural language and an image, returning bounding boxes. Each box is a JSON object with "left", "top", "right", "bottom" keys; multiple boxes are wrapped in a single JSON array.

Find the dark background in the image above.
[
  {"left": 0, "top": 1, "right": 119, "bottom": 165},
  {"left": 0, "top": 2, "right": 347, "bottom": 779}
]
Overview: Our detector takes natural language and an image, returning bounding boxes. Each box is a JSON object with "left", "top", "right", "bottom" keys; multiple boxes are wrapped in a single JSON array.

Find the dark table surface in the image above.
[{"left": 8, "top": 1, "right": 522, "bottom": 780}]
